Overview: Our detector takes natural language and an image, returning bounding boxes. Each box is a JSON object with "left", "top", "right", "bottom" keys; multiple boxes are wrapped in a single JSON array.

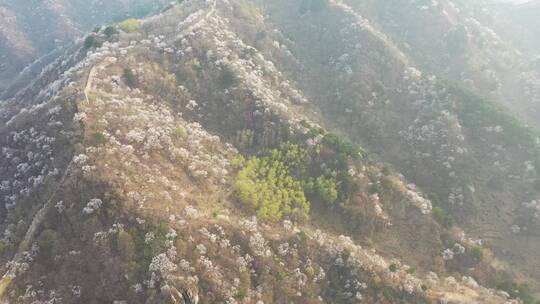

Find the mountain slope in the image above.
[
  {"left": 0, "top": 0, "right": 172, "bottom": 95},
  {"left": 0, "top": 0, "right": 538, "bottom": 303},
  {"left": 251, "top": 0, "right": 540, "bottom": 291}
]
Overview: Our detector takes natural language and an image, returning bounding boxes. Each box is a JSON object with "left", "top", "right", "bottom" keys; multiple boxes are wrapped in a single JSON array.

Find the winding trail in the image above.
[
  {"left": 173, "top": 0, "right": 217, "bottom": 40},
  {"left": 84, "top": 65, "right": 98, "bottom": 104}
]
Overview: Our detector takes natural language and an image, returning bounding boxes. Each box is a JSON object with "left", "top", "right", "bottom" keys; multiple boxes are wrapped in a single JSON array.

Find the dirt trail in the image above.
[
  {"left": 84, "top": 65, "right": 98, "bottom": 104},
  {"left": 176, "top": 0, "right": 217, "bottom": 39}
]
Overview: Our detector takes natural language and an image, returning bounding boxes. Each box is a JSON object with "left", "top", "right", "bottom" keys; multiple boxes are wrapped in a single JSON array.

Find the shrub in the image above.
[
  {"left": 84, "top": 35, "right": 102, "bottom": 50},
  {"left": 176, "top": 126, "right": 186, "bottom": 139},
  {"left": 469, "top": 245, "right": 483, "bottom": 262},
  {"left": 269, "top": 142, "right": 308, "bottom": 173},
  {"left": 300, "top": 119, "right": 325, "bottom": 138},
  {"left": 243, "top": 46, "right": 257, "bottom": 57},
  {"left": 104, "top": 26, "right": 118, "bottom": 38},
  {"left": 129, "top": 222, "right": 170, "bottom": 264},
  {"left": 433, "top": 206, "right": 454, "bottom": 228},
  {"left": 322, "top": 133, "right": 363, "bottom": 160},
  {"left": 220, "top": 66, "right": 239, "bottom": 88},
  {"left": 37, "top": 229, "right": 58, "bottom": 254},
  {"left": 123, "top": 68, "right": 138, "bottom": 88},
  {"left": 118, "top": 18, "right": 140, "bottom": 33},
  {"left": 306, "top": 175, "right": 338, "bottom": 205},
  {"left": 429, "top": 193, "right": 454, "bottom": 228},
  {"left": 276, "top": 270, "right": 289, "bottom": 280},
  {"left": 335, "top": 171, "right": 359, "bottom": 200},
  {"left": 87, "top": 132, "right": 108, "bottom": 146}
]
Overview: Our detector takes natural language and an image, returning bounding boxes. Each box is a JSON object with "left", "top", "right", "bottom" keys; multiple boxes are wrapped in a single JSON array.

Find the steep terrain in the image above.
[
  {"left": 255, "top": 0, "right": 540, "bottom": 295},
  {"left": 332, "top": 0, "right": 540, "bottom": 130},
  {"left": 480, "top": 0, "right": 540, "bottom": 57},
  {"left": 0, "top": 0, "right": 171, "bottom": 95},
  {"left": 1, "top": 0, "right": 540, "bottom": 303}
]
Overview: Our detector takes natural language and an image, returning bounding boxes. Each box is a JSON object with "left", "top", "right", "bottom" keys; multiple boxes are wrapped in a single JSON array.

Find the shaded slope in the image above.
[{"left": 253, "top": 0, "right": 540, "bottom": 292}]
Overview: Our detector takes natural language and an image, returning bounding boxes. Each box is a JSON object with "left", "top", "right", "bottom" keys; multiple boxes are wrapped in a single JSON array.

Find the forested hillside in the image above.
[{"left": 1, "top": 0, "right": 540, "bottom": 303}]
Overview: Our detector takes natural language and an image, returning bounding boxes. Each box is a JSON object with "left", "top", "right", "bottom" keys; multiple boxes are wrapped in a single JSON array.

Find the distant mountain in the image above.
[
  {"left": 507, "top": 0, "right": 540, "bottom": 54},
  {"left": 1, "top": 0, "right": 540, "bottom": 303}
]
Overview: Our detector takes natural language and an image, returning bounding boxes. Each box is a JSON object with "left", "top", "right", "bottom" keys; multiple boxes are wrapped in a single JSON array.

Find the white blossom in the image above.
[{"left": 83, "top": 198, "right": 103, "bottom": 214}]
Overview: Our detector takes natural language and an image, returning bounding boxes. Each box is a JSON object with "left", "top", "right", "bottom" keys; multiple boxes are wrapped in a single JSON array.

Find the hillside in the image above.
[
  {"left": 1, "top": 0, "right": 540, "bottom": 303},
  {"left": 0, "top": 0, "right": 171, "bottom": 95},
  {"left": 491, "top": 0, "right": 540, "bottom": 56}
]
